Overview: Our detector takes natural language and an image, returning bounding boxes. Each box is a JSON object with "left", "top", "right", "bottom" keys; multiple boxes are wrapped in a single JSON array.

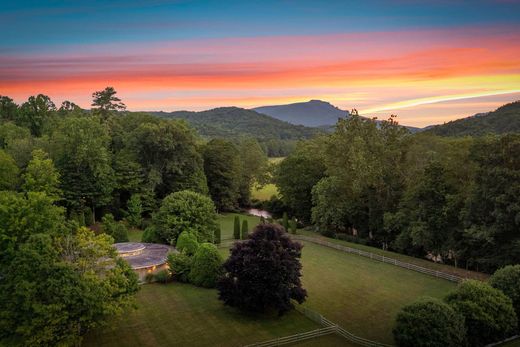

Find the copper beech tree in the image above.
[{"left": 217, "top": 223, "right": 307, "bottom": 315}]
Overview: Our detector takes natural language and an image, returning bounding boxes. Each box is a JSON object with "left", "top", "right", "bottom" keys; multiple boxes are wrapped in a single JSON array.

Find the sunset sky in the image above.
[{"left": 1, "top": 0, "right": 519, "bottom": 127}]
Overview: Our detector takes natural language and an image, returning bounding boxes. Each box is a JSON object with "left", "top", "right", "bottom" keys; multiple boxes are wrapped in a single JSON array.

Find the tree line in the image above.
[
  {"left": 275, "top": 113, "right": 520, "bottom": 273},
  {"left": 0, "top": 88, "right": 270, "bottom": 346},
  {"left": 0, "top": 89, "right": 268, "bottom": 221}
]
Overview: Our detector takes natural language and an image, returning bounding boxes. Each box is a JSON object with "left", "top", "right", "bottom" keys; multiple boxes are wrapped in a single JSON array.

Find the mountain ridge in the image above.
[{"left": 253, "top": 99, "right": 349, "bottom": 127}]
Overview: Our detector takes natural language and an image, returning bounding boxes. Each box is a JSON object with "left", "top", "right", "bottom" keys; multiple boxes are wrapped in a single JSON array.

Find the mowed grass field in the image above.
[
  {"left": 88, "top": 213, "right": 459, "bottom": 346},
  {"left": 218, "top": 213, "right": 261, "bottom": 240},
  {"left": 84, "top": 282, "right": 321, "bottom": 347},
  {"left": 299, "top": 241, "right": 455, "bottom": 344}
]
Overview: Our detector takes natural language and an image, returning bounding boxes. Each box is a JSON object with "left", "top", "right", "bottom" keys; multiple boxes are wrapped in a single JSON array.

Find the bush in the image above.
[
  {"left": 154, "top": 269, "right": 171, "bottom": 284},
  {"left": 152, "top": 190, "right": 218, "bottom": 245},
  {"left": 176, "top": 231, "right": 199, "bottom": 255},
  {"left": 144, "top": 272, "right": 155, "bottom": 283},
  {"left": 393, "top": 297, "right": 466, "bottom": 347},
  {"left": 84, "top": 207, "right": 94, "bottom": 226},
  {"left": 167, "top": 252, "right": 192, "bottom": 283},
  {"left": 445, "top": 280, "right": 517, "bottom": 346},
  {"left": 101, "top": 213, "right": 129, "bottom": 243},
  {"left": 215, "top": 226, "right": 221, "bottom": 245},
  {"left": 142, "top": 225, "right": 159, "bottom": 243},
  {"left": 125, "top": 194, "right": 142, "bottom": 228},
  {"left": 282, "top": 212, "right": 289, "bottom": 231},
  {"left": 241, "top": 220, "right": 248, "bottom": 240},
  {"left": 189, "top": 243, "right": 222, "bottom": 288},
  {"left": 218, "top": 223, "right": 307, "bottom": 315},
  {"left": 233, "top": 216, "right": 240, "bottom": 240},
  {"left": 490, "top": 265, "right": 520, "bottom": 322},
  {"left": 289, "top": 217, "right": 297, "bottom": 234}
]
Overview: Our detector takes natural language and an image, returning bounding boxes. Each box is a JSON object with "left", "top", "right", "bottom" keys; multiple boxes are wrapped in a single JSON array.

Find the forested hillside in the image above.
[
  {"left": 425, "top": 101, "right": 520, "bottom": 136},
  {"left": 151, "top": 107, "right": 323, "bottom": 156},
  {"left": 274, "top": 113, "right": 520, "bottom": 273}
]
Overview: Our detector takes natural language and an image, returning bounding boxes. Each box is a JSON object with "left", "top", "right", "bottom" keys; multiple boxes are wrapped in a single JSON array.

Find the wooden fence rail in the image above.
[
  {"left": 291, "top": 235, "right": 462, "bottom": 283},
  {"left": 245, "top": 306, "right": 393, "bottom": 347}
]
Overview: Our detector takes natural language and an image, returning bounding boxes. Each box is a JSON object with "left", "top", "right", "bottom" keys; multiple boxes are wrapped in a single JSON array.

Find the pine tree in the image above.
[
  {"left": 290, "top": 217, "right": 297, "bottom": 234},
  {"left": 215, "top": 226, "right": 221, "bottom": 245},
  {"left": 233, "top": 216, "right": 241, "bottom": 240},
  {"left": 241, "top": 220, "right": 249, "bottom": 240},
  {"left": 282, "top": 212, "right": 289, "bottom": 231}
]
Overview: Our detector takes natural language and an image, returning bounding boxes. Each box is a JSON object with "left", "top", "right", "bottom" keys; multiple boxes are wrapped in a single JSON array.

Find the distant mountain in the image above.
[
  {"left": 424, "top": 101, "right": 520, "bottom": 136},
  {"left": 150, "top": 107, "right": 323, "bottom": 156},
  {"left": 253, "top": 100, "right": 349, "bottom": 127}
]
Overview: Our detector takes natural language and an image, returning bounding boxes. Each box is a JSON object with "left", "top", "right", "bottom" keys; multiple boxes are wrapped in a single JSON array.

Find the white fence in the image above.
[
  {"left": 245, "top": 305, "right": 393, "bottom": 347},
  {"left": 291, "top": 235, "right": 462, "bottom": 283}
]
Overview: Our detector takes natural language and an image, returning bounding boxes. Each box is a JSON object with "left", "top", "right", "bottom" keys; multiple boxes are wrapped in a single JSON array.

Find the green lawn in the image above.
[
  {"left": 299, "top": 241, "right": 455, "bottom": 344},
  {"left": 84, "top": 282, "right": 321, "bottom": 347},
  {"left": 89, "top": 213, "right": 459, "bottom": 346},
  {"left": 251, "top": 183, "right": 279, "bottom": 201},
  {"left": 218, "top": 213, "right": 261, "bottom": 240},
  {"left": 298, "top": 229, "right": 487, "bottom": 281}
]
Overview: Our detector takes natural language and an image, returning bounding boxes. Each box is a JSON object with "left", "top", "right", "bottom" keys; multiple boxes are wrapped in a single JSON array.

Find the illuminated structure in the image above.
[{"left": 114, "top": 242, "right": 174, "bottom": 282}]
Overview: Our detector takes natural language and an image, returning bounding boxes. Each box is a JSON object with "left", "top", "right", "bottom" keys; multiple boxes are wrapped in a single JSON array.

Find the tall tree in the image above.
[
  {"left": 462, "top": 134, "right": 520, "bottom": 271},
  {"left": 203, "top": 139, "right": 241, "bottom": 211},
  {"left": 22, "top": 149, "right": 61, "bottom": 200},
  {"left": 18, "top": 94, "right": 56, "bottom": 136},
  {"left": 218, "top": 223, "right": 307, "bottom": 315},
  {"left": 275, "top": 137, "right": 326, "bottom": 223},
  {"left": 0, "top": 95, "right": 18, "bottom": 122},
  {"left": 130, "top": 119, "right": 208, "bottom": 197},
  {"left": 152, "top": 190, "right": 218, "bottom": 245},
  {"left": 237, "top": 137, "right": 268, "bottom": 205},
  {"left": 0, "top": 149, "right": 19, "bottom": 191},
  {"left": 51, "top": 117, "right": 115, "bottom": 220},
  {"left": 91, "top": 87, "right": 126, "bottom": 119}
]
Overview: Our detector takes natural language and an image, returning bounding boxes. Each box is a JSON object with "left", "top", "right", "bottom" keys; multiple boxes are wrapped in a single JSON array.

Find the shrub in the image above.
[
  {"left": 233, "top": 216, "right": 240, "bottom": 240},
  {"left": 282, "top": 212, "right": 289, "bottom": 231},
  {"left": 84, "top": 207, "right": 94, "bottom": 226},
  {"left": 142, "top": 225, "right": 159, "bottom": 243},
  {"left": 154, "top": 269, "right": 170, "bottom": 284},
  {"left": 167, "top": 252, "right": 192, "bottom": 283},
  {"left": 393, "top": 297, "right": 466, "bottom": 347},
  {"left": 176, "top": 231, "right": 199, "bottom": 255},
  {"left": 144, "top": 272, "right": 155, "bottom": 283},
  {"left": 218, "top": 223, "right": 307, "bottom": 315},
  {"left": 152, "top": 190, "right": 218, "bottom": 245},
  {"left": 215, "top": 226, "right": 221, "bottom": 245},
  {"left": 290, "top": 217, "right": 297, "bottom": 234},
  {"left": 490, "top": 265, "right": 520, "bottom": 322},
  {"left": 445, "top": 280, "right": 517, "bottom": 346},
  {"left": 101, "top": 213, "right": 129, "bottom": 243},
  {"left": 125, "top": 194, "right": 142, "bottom": 228},
  {"left": 189, "top": 243, "right": 223, "bottom": 288},
  {"left": 241, "top": 220, "right": 249, "bottom": 240}
]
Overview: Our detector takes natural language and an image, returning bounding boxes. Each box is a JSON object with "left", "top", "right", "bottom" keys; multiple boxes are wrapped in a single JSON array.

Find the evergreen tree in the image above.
[
  {"left": 290, "top": 217, "right": 297, "bottom": 234},
  {"left": 241, "top": 220, "right": 249, "bottom": 240},
  {"left": 282, "top": 212, "right": 289, "bottom": 231},
  {"left": 233, "top": 216, "right": 241, "bottom": 240},
  {"left": 215, "top": 226, "right": 221, "bottom": 245}
]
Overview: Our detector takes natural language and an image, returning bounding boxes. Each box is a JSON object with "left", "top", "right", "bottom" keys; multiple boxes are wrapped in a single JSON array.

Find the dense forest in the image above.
[
  {"left": 1, "top": 87, "right": 520, "bottom": 346},
  {"left": 152, "top": 107, "right": 322, "bottom": 156},
  {"left": 0, "top": 88, "right": 272, "bottom": 345},
  {"left": 425, "top": 101, "right": 520, "bottom": 136},
  {"left": 1, "top": 90, "right": 519, "bottom": 275},
  {"left": 275, "top": 111, "right": 520, "bottom": 273}
]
